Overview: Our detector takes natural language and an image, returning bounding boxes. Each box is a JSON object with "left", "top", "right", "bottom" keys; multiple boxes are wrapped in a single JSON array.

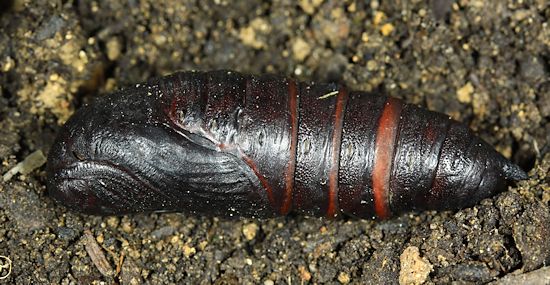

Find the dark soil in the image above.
[{"left": 0, "top": 0, "right": 548, "bottom": 284}]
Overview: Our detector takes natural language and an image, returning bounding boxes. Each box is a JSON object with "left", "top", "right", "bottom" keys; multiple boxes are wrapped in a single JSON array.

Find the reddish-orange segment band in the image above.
[
  {"left": 327, "top": 87, "right": 348, "bottom": 217},
  {"left": 372, "top": 97, "right": 402, "bottom": 219},
  {"left": 281, "top": 80, "right": 299, "bottom": 215}
]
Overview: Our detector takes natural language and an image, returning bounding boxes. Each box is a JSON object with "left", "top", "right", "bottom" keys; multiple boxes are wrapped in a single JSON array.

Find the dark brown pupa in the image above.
[{"left": 46, "top": 70, "right": 527, "bottom": 219}]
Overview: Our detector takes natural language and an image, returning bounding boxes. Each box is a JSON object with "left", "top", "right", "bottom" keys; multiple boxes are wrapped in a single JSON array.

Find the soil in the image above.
[{"left": 0, "top": 0, "right": 548, "bottom": 284}]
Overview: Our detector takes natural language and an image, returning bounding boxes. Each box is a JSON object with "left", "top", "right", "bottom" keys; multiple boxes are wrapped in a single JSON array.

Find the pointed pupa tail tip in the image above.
[{"left": 502, "top": 161, "right": 529, "bottom": 181}]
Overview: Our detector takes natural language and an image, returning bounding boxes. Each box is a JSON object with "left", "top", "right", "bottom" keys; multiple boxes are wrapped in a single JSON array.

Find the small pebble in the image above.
[
  {"left": 380, "top": 23, "right": 394, "bottom": 36},
  {"left": 57, "top": 227, "right": 78, "bottom": 241},
  {"left": 292, "top": 38, "right": 311, "bottom": 62},
  {"left": 399, "top": 246, "right": 433, "bottom": 285},
  {"left": 106, "top": 37, "right": 121, "bottom": 61},
  {"left": 183, "top": 244, "right": 196, "bottom": 257},
  {"left": 242, "top": 222, "right": 259, "bottom": 241},
  {"left": 150, "top": 226, "right": 176, "bottom": 240},
  {"left": 457, "top": 82, "right": 474, "bottom": 103},
  {"left": 298, "top": 265, "right": 312, "bottom": 281},
  {"left": 338, "top": 271, "right": 350, "bottom": 284}
]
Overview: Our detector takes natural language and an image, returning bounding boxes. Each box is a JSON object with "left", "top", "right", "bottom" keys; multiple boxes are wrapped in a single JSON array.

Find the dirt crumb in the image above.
[
  {"left": 456, "top": 82, "right": 474, "bottom": 103},
  {"left": 399, "top": 246, "right": 433, "bottom": 285}
]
